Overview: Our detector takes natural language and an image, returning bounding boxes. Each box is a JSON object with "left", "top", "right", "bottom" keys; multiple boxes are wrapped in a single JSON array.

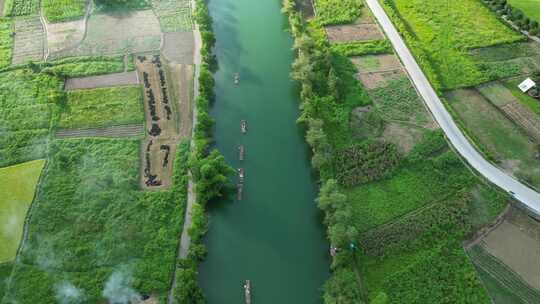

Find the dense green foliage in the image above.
[
  {"left": 381, "top": 242, "right": 490, "bottom": 303},
  {"left": 0, "top": 19, "right": 13, "bottom": 69},
  {"left": 335, "top": 141, "right": 400, "bottom": 187},
  {"left": 381, "top": 0, "right": 523, "bottom": 90},
  {"left": 42, "top": 0, "right": 86, "bottom": 23},
  {"left": 60, "top": 86, "right": 144, "bottom": 129},
  {"left": 313, "top": 0, "right": 363, "bottom": 26},
  {"left": 484, "top": 0, "right": 540, "bottom": 36},
  {"left": 0, "top": 262, "right": 13, "bottom": 301},
  {"left": 4, "top": 139, "right": 190, "bottom": 302},
  {"left": 94, "top": 0, "right": 151, "bottom": 11},
  {"left": 0, "top": 69, "right": 63, "bottom": 167},
  {"left": 330, "top": 40, "right": 392, "bottom": 57},
  {"left": 3, "top": 0, "right": 39, "bottom": 16}
]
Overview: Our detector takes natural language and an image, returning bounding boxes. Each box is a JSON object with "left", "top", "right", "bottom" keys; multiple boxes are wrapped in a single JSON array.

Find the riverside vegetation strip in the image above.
[{"left": 283, "top": 0, "right": 510, "bottom": 303}]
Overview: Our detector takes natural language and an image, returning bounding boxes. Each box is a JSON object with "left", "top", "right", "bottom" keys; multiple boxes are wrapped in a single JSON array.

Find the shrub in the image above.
[{"left": 334, "top": 141, "right": 401, "bottom": 187}]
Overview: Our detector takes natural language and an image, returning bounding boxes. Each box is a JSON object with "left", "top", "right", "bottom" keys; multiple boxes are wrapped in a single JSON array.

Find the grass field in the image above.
[
  {"left": 42, "top": 0, "right": 86, "bottom": 23},
  {"left": 446, "top": 89, "right": 540, "bottom": 187},
  {"left": 0, "top": 160, "right": 45, "bottom": 263},
  {"left": 382, "top": 0, "right": 524, "bottom": 90},
  {"left": 60, "top": 86, "right": 144, "bottom": 129},
  {"left": 0, "top": 18, "right": 13, "bottom": 69},
  {"left": 508, "top": 0, "right": 540, "bottom": 23}
]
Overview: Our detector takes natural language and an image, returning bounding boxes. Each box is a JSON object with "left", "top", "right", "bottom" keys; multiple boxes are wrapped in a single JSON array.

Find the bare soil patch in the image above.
[
  {"left": 161, "top": 31, "right": 194, "bottom": 64},
  {"left": 140, "top": 137, "right": 178, "bottom": 190},
  {"left": 325, "top": 23, "right": 382, "bottom": 43},
  {"left": 382, "top": 122, "right": 425, "bottom": 154},
  {"left": 12, "top": 16, "right": 44, "bottom": 64},
  {"left": 483, "top": 220, "right": 540, "bottom": 289},
  {"left": 0, "top": 0, "right": 4, "bottom": 17},
  {"left": 65, "top": 71, "right": 139, "bottom": 90},
  {"left": 357, "top": 69, "right": 404, "bottom": 89},
  {"left": 55, "top": 10, "right": 161, "bottom": 58},
  {"left": 45, "top": 17, "right": 86, "bottom": 55},
  {"left": 164, "top": 60, "right": 194, "bottom": 139},
  {"left": 351, "top": 54, "right": 401, "bottom": 73},
  {"left": 55, "top": 124, "right": 144, "bottom": 138},
  {"left": 137, "top": 54, "right": 189, "bottom": 190},
  {"left": 295, "top": 0, "right": 314, "bottom": 19}
]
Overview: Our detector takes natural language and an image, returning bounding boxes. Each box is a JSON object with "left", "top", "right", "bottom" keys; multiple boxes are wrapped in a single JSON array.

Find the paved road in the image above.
[{"left": 365, "top": 0, "right": 540, "bottom": 214}]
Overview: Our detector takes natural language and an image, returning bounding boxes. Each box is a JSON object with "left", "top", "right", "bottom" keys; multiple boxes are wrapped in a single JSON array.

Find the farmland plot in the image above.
[
  {"left": 508, "top": 0, "right": 540, "bottom": 23},
  {"left": 45, "top": 15, "right": 86, "bottom": 55},
  {"left": 478, "top": 82, "right": 540, "bottom": 141},
  {"left": 152, "top": 0, "right": 192, "bottom": 32},
  {"left": 3, "top": 0, "right": 39, "bottom": 16},
  {"left": 60, "top": 86, "right": 144, "bottom": 129},
  {"left": 60, "top": 10, "right": 161, "bottom": 58},
  {"left": 0, "top": 69, "right": 62, "bottom": 167},
  {"left": 11, "top": 15, "right": 44, "bottom": 64},
  {"left": 382, "top": 0, "right": 523, "bottom": 90},
  {"left": 446, "top": 89, "right": 540, "bottom": 188},
  {"left": 0, "top": 159, "right": 45, "bottom": 263},
  {"left": 325, "top": 23, "right": 382, "bottom": 43},
  {"left": 0, "top": 18, "right": 13, "bottom": 68},
  {"left": 42, "top": 0, "right": 86, "bottom": 23},
  {"left": 65, "top": 71, "right": 139, "bottom": 90}
]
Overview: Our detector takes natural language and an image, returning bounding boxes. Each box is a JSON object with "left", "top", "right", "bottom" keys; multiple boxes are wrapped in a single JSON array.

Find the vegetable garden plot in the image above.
[
  {"left": 42, "top": 0, "right": 86, "bottom": 23},
  {"left": 61, "top": 10, "right": 161, "bottom": 58},
  {"left": 3, "top": 0, "right": 39, "bottom": 16},
  {"left": 152, "top": 0, "right": 192, "bottom": 32},
  {"left": 12, "top": 15, "right": 44, "bottom": 64},
  {"left": 351, "top": 54, "right": 400, "bottom": 73},
  {"left": 60, "top": 86, "right": 144, "bottom": 129},
  {"left": 0, "top": 18, "right": 13, "bottom": 68},
  {"left": 325, "top": 23, "right": 382, "bottom": 43}
]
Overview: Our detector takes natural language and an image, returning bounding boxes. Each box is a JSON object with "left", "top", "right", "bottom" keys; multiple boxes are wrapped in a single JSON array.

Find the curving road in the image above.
[{"left": 365, "top": 0, "right": 540, "bottom": 214}]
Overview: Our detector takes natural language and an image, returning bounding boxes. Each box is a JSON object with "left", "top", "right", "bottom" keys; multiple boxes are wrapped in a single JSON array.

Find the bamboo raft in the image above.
[
  {"left": 244, "top": 280, "right": 251, "bottom": 304},
  {"left": 237, "top": 183, "right": 244, "bottom": 201},
  {"left": 238, "top": 145, "right": 245, "bottom": 161}
]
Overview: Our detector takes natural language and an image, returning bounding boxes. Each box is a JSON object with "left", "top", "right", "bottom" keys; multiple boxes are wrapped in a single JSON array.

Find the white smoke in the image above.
[
  {"left": 54, "top": 281, "right": 86, "bottom": 304},
  {"left": 103, "top": 267, "right": 141, "bottom": 304}
]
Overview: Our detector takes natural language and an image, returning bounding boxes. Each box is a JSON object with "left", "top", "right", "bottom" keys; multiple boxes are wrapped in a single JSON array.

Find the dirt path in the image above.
[
  {"left": 0, "top": 0, "right": 4, "bottom": 17},
  {"left": 167, "top": 0, "right": 201, "bottom": 300}
]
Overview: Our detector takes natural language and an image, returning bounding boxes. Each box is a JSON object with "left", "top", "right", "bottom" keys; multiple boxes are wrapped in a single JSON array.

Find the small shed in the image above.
[{"left": 518, "top": 78, "right": 536, "bottom": 93}]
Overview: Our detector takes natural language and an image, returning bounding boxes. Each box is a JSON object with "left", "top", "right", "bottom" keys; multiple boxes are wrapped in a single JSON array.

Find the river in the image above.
[{"left": 198, "top": 0, "right": 330, "bottom": 302}]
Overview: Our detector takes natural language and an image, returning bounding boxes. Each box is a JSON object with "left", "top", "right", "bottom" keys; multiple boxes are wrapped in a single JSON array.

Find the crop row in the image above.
[{"left": 468, "top": 245, "right": 540, "bottom": 304}]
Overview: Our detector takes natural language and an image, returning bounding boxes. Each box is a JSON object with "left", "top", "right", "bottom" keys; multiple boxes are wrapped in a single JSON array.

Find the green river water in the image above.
[{"left": 199, "top": 0, "right": 330, "bottom": 302}]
